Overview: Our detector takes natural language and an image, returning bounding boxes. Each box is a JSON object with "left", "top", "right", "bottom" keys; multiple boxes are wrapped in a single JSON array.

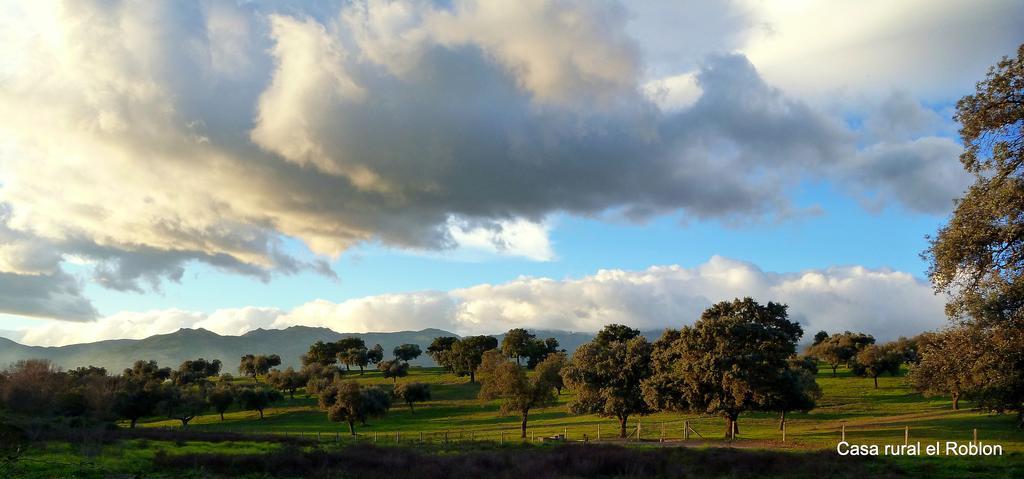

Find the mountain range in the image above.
[{"left": 0, "top": 326, "right": 667, "bottom": 373}]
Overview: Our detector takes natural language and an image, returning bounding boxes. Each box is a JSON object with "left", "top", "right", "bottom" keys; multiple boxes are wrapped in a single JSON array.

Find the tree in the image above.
[
  {"left": 124, "top": 360, "right": 171, "bottom": 383},
  {"left": 853, "top": 344, "right": 903, "bottom": 389},
  {"left": 642, "top": 298, "right": 805, "bottom": 438},
  {"left": 378, "top": 359, "right": 409, "bottom": 383},
  {"left": 768, "top": 363, "right": 821, "bottom": 430},
  {"left": 335, "top": 338, "right": 367, "bottom": 371},
  {"left": 925, "top": 45, "right": 1024, "bottom": 428},
  {"left": 449, "top": 335, "right": 498, "bottom": 383},
  {"left": 207, "top": 385, "right": 236, "bottom": 420},
  {"left": 524, "top": 336, "right": 561, "bottom": 369},
  {"left": 394, "top": 382, "right": 431, "bottom": 413},
  {"left": 0, "top": 360, "right": 69, "bottom": 417},
  {"left": 562, "top": 324, "right": 652, "bottom": 438},
  {"left": 909, "top": 327, "right": 982, "bottom": 410},
  {"left": 172, "top": 358, "right": 222, "bottom": 386},
  {"left": 112, "top": 378, "right": 161, "bottom": 428},
  {"left": 927, "top": 45, "right": 1024, "bottom": 329},
  {"left": 812, "top": 331, "right": 829, "bottom": 345},
  {"left": 238, "top": 354, "right": 281, "bottom": 381},
  {"left": 807, "top": 332, "right": 875, "bottom": 377},
  {"left": 393, "top": 344, "right": 423, "bottom": 363},
  {"left": 68, "top": 366, "right": 107, "bottom": 379},
  {"left": 478, "top": 351, "right": 558, "bottom": 438},
  {"left": 301, "top": 362, "right": 342, "bottom": 396},
  {"left": 158, "top": 385, "right": 208, "bottom": 427},
  {"left": 535, "top": 351, "right": 566, "bottom": 395},
  {"left": 339, "top": 348, "right": 369, "bottom": 375},
  {"left": 358, "top": 386, "right": 392, "bottom": 425},
  {"left": 304, "top": 341, "right": 339, "bottom": 367},
  {"left": 266, "top": 367, "right": 307, "bottom": 399},
  {"left": 501, "top": 328, "right": 533, "bottom": 365},
  {"left": 237, "top": 386, "right": 283, "bottom": 420},
  {"left": 427, "top": 336, "right": 459, "bottom": 371},
  {"left": 318, "top": 380, "right": 389, "bottom": 435},
  {"left": 367, "top": 344, "right": 385, "bottom": 366}
]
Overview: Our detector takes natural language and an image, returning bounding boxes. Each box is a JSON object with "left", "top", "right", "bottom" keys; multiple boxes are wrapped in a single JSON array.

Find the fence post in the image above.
[
  {"left": 444, "top": 431, "right": 448, "bottom": 444},
  {"left": 374, "top": 431, "right": 377, "bottom": 443},
  {"left": 782, "top": 421, "right": 786, "bottom": 443},
  {"left": 841, "top": 424, "right": 846, "bottom": 442},
  {"left": 973, "top": 428, "right": 978, "bottom": 445},
  {"left": 500, "top": 431, "right": 505, "bottom": 444},
  {"left": 317, "top": 431, "right": 321, "bottom": 442},
  {"left": 564, "top": 427, "right": 567, "bottom": 440},
  {"left": 731, "top": 419, "right": 736, "bottom": 439},
  {"left": 531, "top": 431, "right": 534, "bottom": 441},
  {"left": 904, "top": 426, "right": 909, "bottom": 446},
  {"left": 638, "top": 419, "right": 642, "bottom": 442},
  {"left": 684, "top": 420, "right": 689, "bottom": 440},
  {"left": 660, "top": 422, "right": 665, "bottom": 443},
  {"left": 597, "top": 423, "right": 601, "bottom": 441}
]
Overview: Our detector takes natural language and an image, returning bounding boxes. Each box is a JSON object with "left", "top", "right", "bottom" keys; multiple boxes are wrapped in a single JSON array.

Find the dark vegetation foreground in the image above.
[{"left": 10, "top": 439, "right": 1010, "bottom": 479}]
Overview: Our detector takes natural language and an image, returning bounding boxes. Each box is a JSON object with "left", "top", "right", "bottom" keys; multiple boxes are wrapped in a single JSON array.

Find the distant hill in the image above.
[{"left": 0, "top": 326, "right": 668, "bottom": 373}]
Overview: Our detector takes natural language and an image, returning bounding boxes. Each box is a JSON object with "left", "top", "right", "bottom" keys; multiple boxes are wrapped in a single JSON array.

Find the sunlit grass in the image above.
[{"left": 130, "top": 364, "right": 1024, "bottom": 453}]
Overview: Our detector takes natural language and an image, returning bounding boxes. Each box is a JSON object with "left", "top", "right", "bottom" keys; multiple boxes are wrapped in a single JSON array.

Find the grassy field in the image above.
[
  {"left": 138, "top": 365, "right": 1024, "bottom": 451},
  {"left": 8, "top": 364, "right": 1024, "bottom": 478}
]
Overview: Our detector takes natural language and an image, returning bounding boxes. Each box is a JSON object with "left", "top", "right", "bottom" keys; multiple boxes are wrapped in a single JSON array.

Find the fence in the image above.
[{"left": 163, "top": 416, "right": 990, "bottom": 449}]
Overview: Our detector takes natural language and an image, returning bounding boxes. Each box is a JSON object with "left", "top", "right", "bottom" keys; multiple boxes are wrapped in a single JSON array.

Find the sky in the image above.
[{"left": 0, "top": 0, "right": 1021, "bottom": 346}]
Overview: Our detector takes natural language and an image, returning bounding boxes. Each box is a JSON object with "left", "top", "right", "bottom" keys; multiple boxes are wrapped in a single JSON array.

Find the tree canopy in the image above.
[
  {"left": 925, "top": 44, "right": 1024, "bottom": 427},
  {"left": 478, "top": 350, "right": 558, "bottom": 438},
  {"left": 394, "top": 382, "right": 431, "bottom": 413},
  {"left": 562, "top": 324, "right": 652, "bottom": 438},
  {"left": 642, "top": 298, "right": 806, "bottom": 438}
]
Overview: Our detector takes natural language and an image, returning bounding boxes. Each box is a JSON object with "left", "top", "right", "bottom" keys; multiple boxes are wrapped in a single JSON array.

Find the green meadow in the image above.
[{"left": 10, "top": 364, "right": 1024, "bottom": 478}]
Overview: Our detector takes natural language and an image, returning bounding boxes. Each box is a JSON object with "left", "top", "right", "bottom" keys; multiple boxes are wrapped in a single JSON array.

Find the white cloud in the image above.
[
  {"left": 10, "top": 256, "right": 945, "bottom": 346},
  {"left": 447, "top": 217, "right": 555, "bottom": 261}
]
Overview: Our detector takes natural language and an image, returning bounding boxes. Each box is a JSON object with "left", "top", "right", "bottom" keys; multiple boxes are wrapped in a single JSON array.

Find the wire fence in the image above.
[{"left": 146, "top": 416, "right": 991, "bottom": 449}]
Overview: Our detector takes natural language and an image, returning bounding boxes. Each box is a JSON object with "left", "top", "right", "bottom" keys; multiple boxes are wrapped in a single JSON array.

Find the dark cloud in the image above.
[
  {"left": 0, "top": 271, "right": 98, "bottom": 322},
  {"left": 0, "top": 0, "right": 978, "bottom": 317}
]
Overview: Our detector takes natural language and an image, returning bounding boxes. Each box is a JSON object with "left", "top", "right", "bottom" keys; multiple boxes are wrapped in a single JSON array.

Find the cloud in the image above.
[
  {"left": 0, "top": 0, "right": 1001, "bottom": 315},
  {"left": 738, "top": 0, "right": 1024, "bottom": 101},
  {"left": 0, "top": 271, "right": 97, "bottom": 322},
  {"left": 12, "top": 256, "right": 944, "bottom": 345}
]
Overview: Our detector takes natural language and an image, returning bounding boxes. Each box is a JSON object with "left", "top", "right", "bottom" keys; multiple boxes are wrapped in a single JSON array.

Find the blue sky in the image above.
[{"left": 0, "top": 0, "right": 1020, "bottom": 344}]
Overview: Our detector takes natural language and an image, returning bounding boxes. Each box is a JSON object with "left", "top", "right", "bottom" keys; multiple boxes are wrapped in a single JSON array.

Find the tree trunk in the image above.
[
  {"left": 952, "top": 392, "right": 960, "bottom": 411},
  {"left": 469, "top": 370, "right": 476, "bottom": 383},
  {"left": 724, "top": 413, "right": 739, "bottom": 438},
  {"left": 348, "top": 420, "right": 356, "bottom": 436},
  {"left": 831, "top": 365, "right": 838, "bottom": 377},
  {"left": 520, "top": 409, "right": 529, "bottom": 438},
  {"left": 618, "top": 416, "right": 628, "bottom": 438},
  {"left": 220, "top": 412, "right": 225, "bottom": 421},
  {"left": 408, "top": 402, "right": 415, "bottom": 413},
  {"left": 873, "top": 375, "right": 878, "bottom": 389},
  {"left": 258, "top": 409, "right": 264, "bottom": 420},
  {"left": 778, "top": 411, "right": 786, "bottom": 431},
  {"left": 1016, "top": 409, "right": 1023, "bottom": 430},
  {"left": 359, "top": 366, "right": 364, "bottom": 375},
  {"left": 130, "top": 418, "right": 138, "bottom": 429}
]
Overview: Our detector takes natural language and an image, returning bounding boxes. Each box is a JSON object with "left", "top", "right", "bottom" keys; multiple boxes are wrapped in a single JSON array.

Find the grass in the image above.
[
  {"left": 8, "top": 364, "right": 1024, "bottom": 477},
  {"left": 137, "top": 365, "right": 1024, "bottom": 452}
]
